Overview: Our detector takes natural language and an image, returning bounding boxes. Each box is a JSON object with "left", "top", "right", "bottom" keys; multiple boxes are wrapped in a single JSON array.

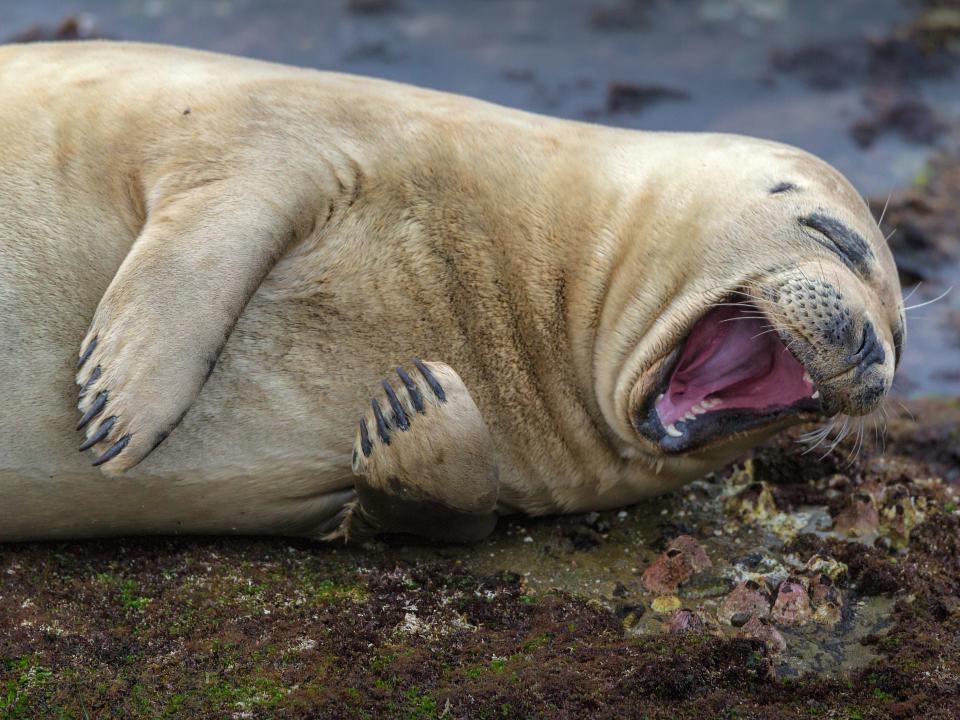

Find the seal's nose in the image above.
[{"left": 849, "top": 322, "right": 885, "bottom": 377}]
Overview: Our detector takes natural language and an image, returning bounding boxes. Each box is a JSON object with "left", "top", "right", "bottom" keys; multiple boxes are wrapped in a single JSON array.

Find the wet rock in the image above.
[
  {"left": 641, "top": 535, "right": 711, "bottom": 594},
  {"left": 878, "top": 172, "right": 960, "bottom": 275},
  {"left": 663, "top": 608, "right": 709, "bottom": 634},
  {"left": 880, "top": 485, "right": 924, "bottom": 550},
  {"left": 736, "top": 616, "right": 787, "bottom": 655},
  {"left": 832, "top": 490, "right": 880, "bottom": 538},
  {"left": 726, "top": 481, "right": 778, "bottom": 522},
  {"left": 771, "top": 36, "right": 956, "bottom": 90},
  {"left": 909, "top": 6, "right": 960, "bottom": 53},
  {"left": 803, "top": 554, "right": 848, "bottom": 583},
  {"left": 717, "top": 580, "right": 771, "bottom": 625},
  {"left": 770, "top": 42, "right": 864, "bottom": 90},
  {"left": 808, "top": 573, "right": 843, "bottom": 626},
  {"left": 726, "top": 480, "right": 813, "bottom": 541},
  {"left": 770, "top": 578, "right": 813, "bottom": 626},
  {"left": 8, "top": 15, "right": 106, "bottom": 43},
  {"left": 850, "top": 85, "right": 947, "bottom": 149},
  {"left": 561, "top": 524, "right": 603, "bottom": 551},
  {"left": 615, "top": 600, "right": 646, "bottom": 629},
  {"left": 665, "top": 535, "right": 712, "bottom": 567},
  {"left": 560, "top": 511, "right": 613, "bottom": 550},
  {"left": 650, "top": 595, "right": 682, "bottom": 614},
  {"left": 583, "top": 511, "right": 612, "bottom": 534},
  {"left": 678, "top": 566, "right": 735, "bottom": 600},
  {"left": 606, "top": 82, "right": 689, "bottom": 114},
  {"left": 729, "top": 552, "right": 790, "bottom": 590}
]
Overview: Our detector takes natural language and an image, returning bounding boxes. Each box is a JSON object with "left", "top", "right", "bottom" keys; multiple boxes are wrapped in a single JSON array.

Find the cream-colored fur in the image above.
[{"left": 0, "top": 42, "right": 902, "bottom": 541}]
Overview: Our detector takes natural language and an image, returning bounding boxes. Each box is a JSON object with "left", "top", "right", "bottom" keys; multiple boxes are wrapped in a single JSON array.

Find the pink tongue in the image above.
[{"left": 655, "top": 306, "right": 813, "bottom": 427}]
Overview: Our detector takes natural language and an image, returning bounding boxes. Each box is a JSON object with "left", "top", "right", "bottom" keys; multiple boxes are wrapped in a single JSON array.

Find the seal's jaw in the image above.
[{"left": 633, "top": 304, "right": 822, "bottom": 453}]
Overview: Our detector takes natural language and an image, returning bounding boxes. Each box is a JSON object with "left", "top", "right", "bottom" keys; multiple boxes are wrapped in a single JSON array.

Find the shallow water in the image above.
[
  {"left": 3, "top": 0, "right": 957, "bottom": 394},
  {"left": 385, "top": 468, "right": 904, "bottom": 678}
]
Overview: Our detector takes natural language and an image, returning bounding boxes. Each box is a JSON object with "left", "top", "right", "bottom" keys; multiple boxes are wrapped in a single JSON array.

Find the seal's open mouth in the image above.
[{"left": 636, "top": 304, "right": 822, "bottom": 452}]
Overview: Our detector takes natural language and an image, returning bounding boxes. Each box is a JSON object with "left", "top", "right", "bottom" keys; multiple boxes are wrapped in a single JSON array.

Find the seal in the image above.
[{"left": 0, "top": 42, "right": 904, "bottom": 542}]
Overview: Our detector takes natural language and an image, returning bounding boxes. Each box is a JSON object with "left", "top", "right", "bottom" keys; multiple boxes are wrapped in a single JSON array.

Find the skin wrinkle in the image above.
[{"left": 0, "top": 42, "right": 904, "bottom": 540}]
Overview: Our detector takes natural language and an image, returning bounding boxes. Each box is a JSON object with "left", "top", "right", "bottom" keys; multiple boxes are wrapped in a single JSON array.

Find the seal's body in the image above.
[{"left": 0, "top": 43, "right": 903, "bottom": 541}]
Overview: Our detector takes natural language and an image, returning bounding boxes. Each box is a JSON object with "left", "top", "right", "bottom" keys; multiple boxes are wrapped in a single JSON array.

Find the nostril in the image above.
[
  {"left": 854, "top": 326, "right": 869, "bottom": 357},
  {"left": 850, "top": 322, "right": 884, "bottom": 373}
]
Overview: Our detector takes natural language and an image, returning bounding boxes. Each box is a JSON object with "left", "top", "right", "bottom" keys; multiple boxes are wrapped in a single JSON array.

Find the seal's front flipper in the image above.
[
  {"left": 75, "top": 178, "right": 314, "bottom": 474},
  {"left": 331, "top": 360, "right": 500, "bottom": 544}
]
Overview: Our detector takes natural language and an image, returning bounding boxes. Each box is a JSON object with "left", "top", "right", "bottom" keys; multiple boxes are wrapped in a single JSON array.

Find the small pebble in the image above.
[
  {"left": 651, "top": 595, "right": 682, "bottom": 613},
  {"left": 770, "top": 578, "right": 813, "bottom": 626},
  {"left": 664, "top": 608, "right": 708, "bottom": 634},
  {"left": 736, "top": 616, "right": 787, "bottom": 655}
]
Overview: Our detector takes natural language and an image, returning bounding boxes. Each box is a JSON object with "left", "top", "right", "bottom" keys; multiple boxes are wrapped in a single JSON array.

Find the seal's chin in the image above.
[{"left": 634, "top": 305, "right": 822, "bottom": 453}]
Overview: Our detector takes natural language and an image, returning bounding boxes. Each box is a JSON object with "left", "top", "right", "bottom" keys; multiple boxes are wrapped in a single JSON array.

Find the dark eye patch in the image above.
[{"left": 798, "top": 213, "right": 873, "bottom": 276}]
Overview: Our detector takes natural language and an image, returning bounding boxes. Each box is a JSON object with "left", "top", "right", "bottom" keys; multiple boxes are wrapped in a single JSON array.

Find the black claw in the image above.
[
  {"left": 381, "top": 380, "right": 410, "bottom": 431},
  {"left": 92, "top": 434, "right": 130, "bottom": 466},
  {"left": 414, "top": 359, "right": 446, "bottom": 402},
  {"left": 76, "top": 337, "right": 97, "bottom": 370},
  {"left": 371, "top": 399, "right": 390, "bottom": 444},
  {"left": 396, "top": 367, "right": 425, "bottom": 414},
  {"left": 79, "top": 415, "right": 116, "bottom": 451},
  {"left": 359, "top": 417, "right": 372, "bottom": 457},
  {"left": 76, "top": 391, "right": 107, "bottom": 430},
  {"left": 84, "top": 366, "right": 102, "bottom": 390}
]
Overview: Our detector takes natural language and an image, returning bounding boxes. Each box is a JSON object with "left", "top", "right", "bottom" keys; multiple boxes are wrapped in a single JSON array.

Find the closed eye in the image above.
[{"left": 798, "top": 213, "right": 873, "bottom": 276}]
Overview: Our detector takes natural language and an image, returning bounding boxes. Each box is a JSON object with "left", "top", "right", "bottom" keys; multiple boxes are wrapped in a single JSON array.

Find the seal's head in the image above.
[{"left": 598, "top": 135, "right": 903, "bottom": 465}]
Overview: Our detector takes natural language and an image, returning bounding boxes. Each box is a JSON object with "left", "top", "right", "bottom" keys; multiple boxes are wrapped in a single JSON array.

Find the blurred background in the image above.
[{"left": 3, "top": 0, "right": 958, "bottom": 396}]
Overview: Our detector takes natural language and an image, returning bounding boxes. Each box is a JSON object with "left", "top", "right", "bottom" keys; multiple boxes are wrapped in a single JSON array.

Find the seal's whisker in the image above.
[
  {"left": 879, "top": 406, "right": 889, "bottom": 455},
  {"left": 844, "top": 418, "right": 864, "bottom": 467},
  {"left": 800, "top": 416, "right": 837, "bottom": 455},
  {"left": 904, "top": 286, "right": 952, "bottom": 312},
  {"left": 797, "top": 423, "right": 832, "bottom": 442},
  {"left": 901, "top": 282, "right": 922, "bottom": 304},
  {"left": 708, "top": 303, "right": 760, "bottom": 311},
  {"left": 718, "top": 316, "right": 774, "bottom": 324},
  {"left": 877, "top": 190, "right": 892, "bottom": 227},
  {"left": 820, "top": 415, "right": 851, "bottom": 460},
  {"left": 894, "top": 399, "right": 916, "bottom": 421},
  {"left": 710, "top": 305, "right": 764, "bottom": 314},
  {"left": 858, "top": 420, "right": 867, "bottom": 462},
  {"left": 797, "top": 418, "right": 827, "bottom": 439},
  {"left": 708, "top": 297, "right": 790, "bottom": 320},
  {"left": 797, "top": 423, "right": 830, "bottom": 441}
]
